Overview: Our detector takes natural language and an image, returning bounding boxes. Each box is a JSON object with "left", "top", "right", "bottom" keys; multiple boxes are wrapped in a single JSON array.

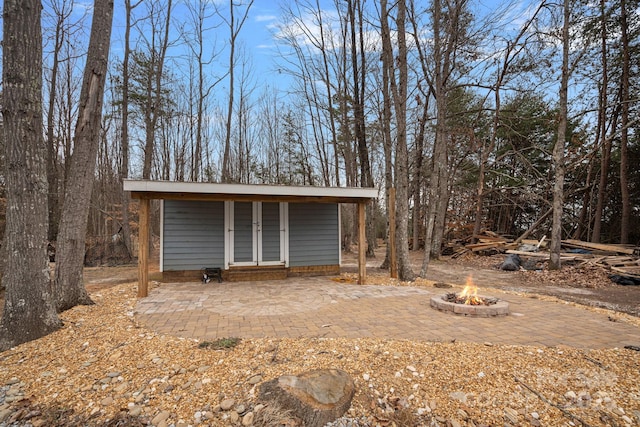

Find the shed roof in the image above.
[{"left": 124, "top": 179, "right": 378, "bottom": 204}]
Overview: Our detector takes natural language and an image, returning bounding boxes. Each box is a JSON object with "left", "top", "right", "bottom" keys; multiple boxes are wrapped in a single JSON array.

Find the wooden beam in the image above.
[
  {"left": 138, "top": 198, "right": 150, "bottom": 298},
  {"left": 358, "top": 201, "right": 367, "bottom": 285},
  {"left": 561, "top": 239, "right": 636, "bottom": 255},
  {"left": 389, "top": 187, "right": 397, "bottom": 279},
  {"left": 129, "top": 191, "right": 369, "bottom": 205}
]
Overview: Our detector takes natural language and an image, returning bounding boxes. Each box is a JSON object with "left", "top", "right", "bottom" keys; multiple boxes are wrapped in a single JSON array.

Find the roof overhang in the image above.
[{"left": 124, "top": 180, "right": 378, "bottom": 204}]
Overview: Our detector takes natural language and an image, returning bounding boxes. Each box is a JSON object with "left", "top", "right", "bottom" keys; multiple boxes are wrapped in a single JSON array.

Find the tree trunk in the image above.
[
  {"left": 472, "top": 154, "right": 486, "bottom": 239},
  {"left": 430, "top": 134, "right": 449, "bottom": 260},
  {"left": 618, "top": 0, "right": 630, "bottom": 244},
  {"left": 347, "top": 0, "right": 375, "bottom": 257},
  {"left": 142, "top": 0, "right": 173, "bottom": 180},
  {"left": 591, "top": 0, "right": 610, "bottom": 244},
  {"left": 381, "top": 0, "right": 414, "bottom": 280},
  {"left": 412, "top": 102, "right": 428, "bottom": 250},
  {"left": 421, "top": 0, "right": 449, "bottom": 274},
  {"left": 572, "top": 156, "right": 594, "bottom": 240},
  {"left": 315, "top": 1, "right": 341, "bottom": 187},
  {"left": 221, "top": 0, "right": 236, "bottom": 182},
  {"left": 420, "top": 131, "right": 447, "bottom": 276},
  {"left": 54, "top": 0, "right": 114, "bottom": 311},
  {"left": 221, "top": 0, "right": 253, "bottom": 183},
  {"left": 46, "top": 2, "right": 70, "bottom": 244},
  {"left": 472, "top": 1, "right": 545, "bottom": 241},
  {"left": 514, "top": 207, "right": 553, "bottom": 244},
  {"left": 187, "top": 0, "right": 211, "bottom": 182},
  {"left": 1, "top": 0, "right": 62, "bottom": 350},
  {"left": 120, "top": 0, "right": 140, "bottom": 260},
  {"left": 591, "top": 123, "right": 614, "bottom": 243},
  {"left": 379, "top": 39, "right": 394, "bottom": 271},
  {"left": 549, "top": 0, "right": 570, "bottom": 270}
]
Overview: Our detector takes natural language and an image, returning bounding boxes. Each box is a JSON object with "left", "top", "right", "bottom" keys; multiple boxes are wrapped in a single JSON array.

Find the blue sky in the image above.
[
  {"left": 74, "top": 1, "right": 292, "bottom": 94},
  {"left": 33, "top": 0, "right": 538, "bottom": 95}
]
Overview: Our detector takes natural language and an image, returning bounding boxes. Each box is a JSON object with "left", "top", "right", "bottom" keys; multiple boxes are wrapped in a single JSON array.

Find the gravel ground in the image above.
[{"left": 0, "top": 281, "right": 639, "bottom": 427}]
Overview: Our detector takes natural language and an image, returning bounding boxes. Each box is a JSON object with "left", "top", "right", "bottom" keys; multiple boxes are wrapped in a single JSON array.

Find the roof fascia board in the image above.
[{"left": 124, "top": 179, "right": 378, "bottom": 201}]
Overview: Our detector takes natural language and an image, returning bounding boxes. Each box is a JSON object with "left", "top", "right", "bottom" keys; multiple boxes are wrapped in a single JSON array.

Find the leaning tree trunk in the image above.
[
  {"left": 1, "top": 0, "right": 62, "bottom": 350},
  {"left": 54, "top": 0, "right": 114, "bottom": 311}
]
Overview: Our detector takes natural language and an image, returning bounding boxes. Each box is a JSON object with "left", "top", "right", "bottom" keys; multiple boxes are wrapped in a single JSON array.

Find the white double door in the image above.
[{"left": 225, "top": 201, "right": 288, "bottom": 267}]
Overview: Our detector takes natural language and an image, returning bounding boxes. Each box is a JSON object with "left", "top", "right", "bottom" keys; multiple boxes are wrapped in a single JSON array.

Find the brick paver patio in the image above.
[{"left": 135, "top": 277, "right": 640, "bottom": 349}]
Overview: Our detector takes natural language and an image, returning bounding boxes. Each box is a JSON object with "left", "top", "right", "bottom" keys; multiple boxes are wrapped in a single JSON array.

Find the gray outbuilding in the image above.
[{"left": 123, "top": 180, "right": 377, "bottom": 297}]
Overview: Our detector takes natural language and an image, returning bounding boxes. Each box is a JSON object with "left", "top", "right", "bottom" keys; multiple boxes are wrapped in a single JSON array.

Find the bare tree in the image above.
[
  {"left": 316, "top": 1, "right": 342, "bottom": 186},
  {"left": 235, "top": 52, "right": 259, "bottom": 183},
  {"left": 470, "top": 1, "right": 546, "bottom": 239},
  {"left": 119, "top": 0, "right": 143, "bottom": 259},
  {"left": 277, "top": 0, "right": 347, "bottom": 187},
  {"left": 571, "top": 0, "right": 606, "bottom": 241},
  {"left": 45, "top": 0, "right": 75, "bottom": 243},
  {"left": 54, "top": 0, "right": 115, "bottom": 311},
  {"left": 618, "top": 0, "right": 631, "bottom": 243},
  {"left": 381, "top": 0, "right": 415, "bottom": 280},
  {"left": 378, "top": 21, "right": 396, "bottom": 272},
  {"left": 345, "top": 0, "right": 376, "bottom": 257},
  {"left": 1, "top": 0, "right": 62, "bottom": 350},
  {"left": 590, "top": 0, "right": 613, "bottom": 243},
  {"left": 184, "top": 0, "right": 224, "bottom": 182},
  {"left": 221, "top": 0, "right": 254, "bottom": 182},
  {"left": 141, "top": 0, "right": 174, "bottom": 180},
  {"left": 549, "top": 0, "right": 571, "bottom": 270},
  {"left": 421, "top": 0, "right": 451, "bottom": 275}
]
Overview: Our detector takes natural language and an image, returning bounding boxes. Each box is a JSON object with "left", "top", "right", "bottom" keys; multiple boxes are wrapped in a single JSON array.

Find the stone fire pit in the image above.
[{"left": 430, "top": 294, "right": 510, "bottom": 317}]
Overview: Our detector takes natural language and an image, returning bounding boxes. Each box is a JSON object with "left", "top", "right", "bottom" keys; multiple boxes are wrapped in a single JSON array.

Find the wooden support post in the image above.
[
  {"left": 358, "top": 201, "right": 367, "bottom": 285},
  {"left": 138, "top": 198, "right": 150, "bottom": 298},
  {"left": 389, "top": 187, "right": 397, "bottom": 278}
]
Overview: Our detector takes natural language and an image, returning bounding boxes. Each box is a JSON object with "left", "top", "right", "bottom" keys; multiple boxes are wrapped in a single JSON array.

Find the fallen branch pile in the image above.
[
  {"left": 447, "top": 232, "right": 640, "bottom": 280},
  {"left": 448, "top": 231, "right": 520, "bottom": 258}
]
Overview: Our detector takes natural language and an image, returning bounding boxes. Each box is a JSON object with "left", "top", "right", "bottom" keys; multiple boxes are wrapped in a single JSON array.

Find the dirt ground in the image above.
[
  {"left": 341, "top": 248, "right": 640, "bottom": 318},
  {"left": 77, "top": 248, "right": 640, "bottom": 318},
  {"left": 78, "top": 249, "right": 640, "bottom": 320},
  {"left": 0, "top": 249, "right": 638, "bottom": 427}
]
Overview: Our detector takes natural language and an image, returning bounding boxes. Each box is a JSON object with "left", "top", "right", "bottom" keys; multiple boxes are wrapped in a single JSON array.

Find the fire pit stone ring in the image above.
[{"left": 430, "top": 295, "right": 510, "bottom": 317}]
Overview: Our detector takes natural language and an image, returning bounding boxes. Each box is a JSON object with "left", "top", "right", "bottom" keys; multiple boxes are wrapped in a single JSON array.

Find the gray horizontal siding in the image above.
[
  {"left": 289, "top": 203, "right": 339, "bottom": 267},
  {"left": 163, "top": 200, "right": 224, "bottom": 270}
]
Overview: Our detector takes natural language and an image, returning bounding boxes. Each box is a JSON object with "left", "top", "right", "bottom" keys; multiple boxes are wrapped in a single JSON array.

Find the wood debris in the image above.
[
  {"left": 561, "top": 239, "right": 637, "bottom": 256},
  {"left": 448, "top": 231, "right": 519, "bottom": 258},
  {"left": 450, "top": 233, "right": 640, "bottom": 283},
  {"left": 503, "top": 241, "right": 639, "bottom": 267}
]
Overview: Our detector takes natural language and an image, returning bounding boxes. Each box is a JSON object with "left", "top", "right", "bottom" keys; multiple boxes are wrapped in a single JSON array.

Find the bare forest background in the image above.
[{"left": 1, "top": 0, "right": 639, "bottom": 277}]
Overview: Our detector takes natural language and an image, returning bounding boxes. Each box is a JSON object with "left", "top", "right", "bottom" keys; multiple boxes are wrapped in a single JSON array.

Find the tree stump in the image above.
[{"left": 258, "top": 368, "right": 355, "bottom": 427}]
